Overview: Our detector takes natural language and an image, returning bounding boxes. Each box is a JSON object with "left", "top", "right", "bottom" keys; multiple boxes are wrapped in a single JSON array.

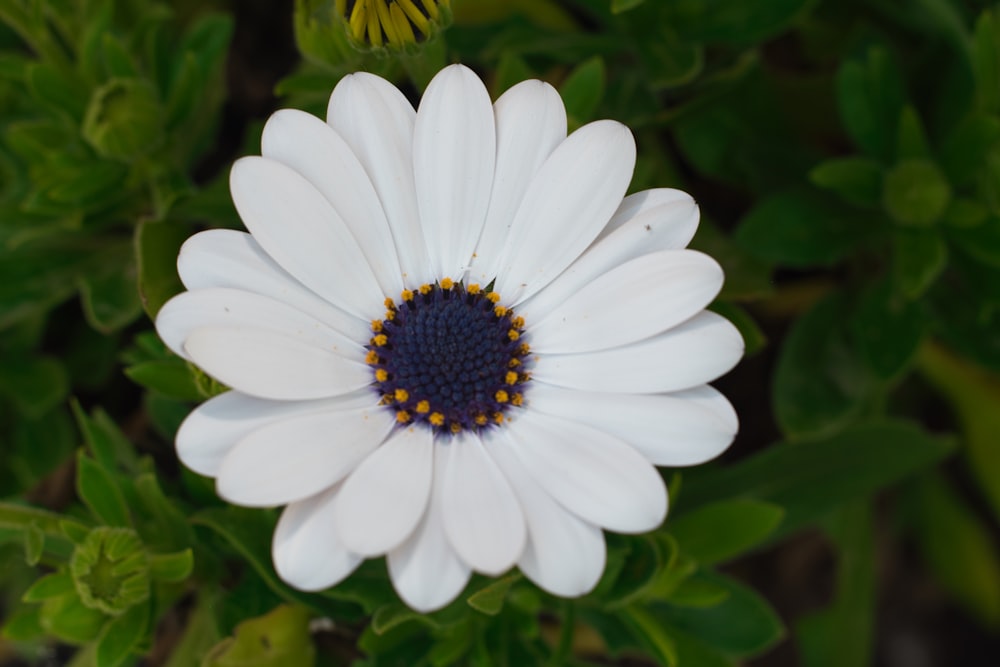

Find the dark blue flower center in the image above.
[{"left": 366, "top": 280, "right": 530, "bottom": 433}]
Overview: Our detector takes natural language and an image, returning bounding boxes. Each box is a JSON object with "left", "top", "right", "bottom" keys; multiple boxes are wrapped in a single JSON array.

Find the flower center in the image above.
[{"left": 366, "top": 279, "right": 530, "bottom": 433}]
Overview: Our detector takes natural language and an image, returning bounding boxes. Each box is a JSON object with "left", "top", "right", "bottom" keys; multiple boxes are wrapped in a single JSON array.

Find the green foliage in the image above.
[{"left": 2, "top": 0, "right": 997, "bottom": 664}]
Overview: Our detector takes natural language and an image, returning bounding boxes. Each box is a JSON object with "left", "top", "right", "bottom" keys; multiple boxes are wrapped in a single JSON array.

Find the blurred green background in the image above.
[{"left": 2, "top": 0, "right": 1000, "bottom": 665}]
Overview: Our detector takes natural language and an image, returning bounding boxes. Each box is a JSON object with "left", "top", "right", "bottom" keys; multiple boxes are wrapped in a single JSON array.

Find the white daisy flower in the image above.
[{"left": 156, "top": 64, "right": 743, "bottom": 612}]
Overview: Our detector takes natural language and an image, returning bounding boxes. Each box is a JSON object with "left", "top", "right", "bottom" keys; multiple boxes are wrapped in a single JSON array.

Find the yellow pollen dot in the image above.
[
  {"left": 394, "top": 388, "right": 409, "bottom": 402},
  {"left": 375, "top": 369, "right": 389, "bottom": 382},
  {"left": 518, "top": 343, "right": 531, "bottom": 355},
  {"left": 419, "top": 284, "right": 432, "bottom": 295},
  {"left": 401, "top": 289, "right": 414, "bottom": 301},
  {"left": 384, "top": 297, "right": 395, "bottom": 309},
  {"left": 372, "top": 334, "right": 388, "bottom": 346},
  {"left": 494, "top": 305, "right": 508, "bottom": 317},
  {"left": 486, "top": 292, "right": 500, "bottom": 303},
  {"left": 379, "top": 394, "right": 393, "bottom": 405},
  {"left": 396, "top": 410, "right": 411, "bottom": 423},
  {"left": 512, "top": 316, "right": 525, "bottom": 328},
  {"left": 440, "top": 277, "right": 454, "bottom": 290},
  {"left": 474, "top": 413, "right": 488, "bottom": 426},
  {"left": 450, "top": 422, "right": 461, "bottom": 434},
  {"left": 507, "top": 329, "right": 520, "bottom": 341},
  {"left": 495, "top": 390, "right": 509, "bottom": 403},
  {"left": 365, "top": 350, "right": 380, "bottom": 364},
  {"left": 493, "top": 412, "right": 504, "bottom": 424},
  {"left": 415, "top": 400, "right": 430, "bottom": 414},
  {"left": 508, "top": 358, "right": 521, "bottom": 368},
  {"left": 467, "top": 283, "right": 481, "bottom": 294},
  {"left": 429, "top": 412, "right": 445, "bottom": 426},
  {"left": 385, "top": 310, "right": 396, "bottom": 321},
  {"left": 371, "top": 320, "right": 383, "bottom": 333},
  {"left": 505, "top": 371, "right": 519, "bottom": 385},
  {"left": 511, "top": 393, "right": 524, "bottom": 406}
]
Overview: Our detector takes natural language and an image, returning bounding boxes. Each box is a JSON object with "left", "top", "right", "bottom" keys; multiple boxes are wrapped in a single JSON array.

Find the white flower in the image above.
[{"left": 155, "top": 64, "right": 743, "bottom": 612}]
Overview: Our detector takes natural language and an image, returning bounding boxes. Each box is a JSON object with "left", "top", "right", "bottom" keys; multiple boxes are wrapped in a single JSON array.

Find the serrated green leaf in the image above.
[
  {"left": 668, "top": 499, "right": 784, "bottom": 565},
  {"left": 76, "top": 452, "right": 131, "bottom": 528},
  {"left": 467, "top": 573, "right": 521, "bottom": 615},
  {"left": 809, "top": 157, "right": 883, "bottom": 207}
]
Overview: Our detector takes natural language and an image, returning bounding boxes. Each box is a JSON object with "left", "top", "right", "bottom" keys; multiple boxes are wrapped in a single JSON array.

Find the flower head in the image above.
[{"left": 156, "top": 64, "right": 743, "bottom": 612}]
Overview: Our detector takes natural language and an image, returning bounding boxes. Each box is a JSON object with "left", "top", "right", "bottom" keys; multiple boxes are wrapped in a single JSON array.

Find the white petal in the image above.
[
  {"left": 485, "top": 432, "right": 606, "bottom": 597},
  {"left": 518, "top": 192, "right": 701, "bottom": 320},
  {"left": 413, "top": 64, "right": 495, "bottom": 279},
  {"left": 531, "top": 310, "right": 744, "bottom": 393},
  {"left": 176, "top": 389, "right": 376, "bottom": 477},
  {"left": 388, "top": 452, "right": 471, "bottom": 612},
  {"left": 327, "top": 73, "right": 432, "bottom": 286},
  {"left": 230, "top": 157, "right": 384, "bottom": 319},
  {"left": 597, "top": 188, "right": 697, "bottom": 243},
  {"left": 156, "top": 287, "right": 361, "bottom": 361},
  {"left": 176, "top": 229, "right": 369, "bottom": 343},
  {"left": 215, "top": 405, "right": 394, "bottom": 507},
  {"left": 470, "top": 80, "right": 566, "bottom": 285},
  {"left": 527, "top": 250, "right": 724, "bottom": 354},
  {"left": 335, "top": 426, "right": 434, "bottom": 556},
  {"left": 273, "top": 486, "right": 363, "bottom": 591},
  {"left": 503, "top": 411, "right": 667, "bottom": 533},
  {"left": 261, "top": 109, "right": 404, "bottom": 297},
  {"left": 525, "top": 383, "right": 738, "bottom": 467},
  {"left": 439, "top": 431, "right": 526, "bottom": 575},
  {"left": 492, "top": 120, "right": 636, "bottom": 304},
  {"left": 183, "top": 326, "right": 371, "bottom": 400}
]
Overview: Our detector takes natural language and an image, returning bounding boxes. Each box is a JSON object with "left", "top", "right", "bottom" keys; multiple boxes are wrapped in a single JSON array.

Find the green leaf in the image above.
[
  {"left": 940, "top": 114, "right": 1000, "bottom": 188},
  {"left": 611, "top": 0, "right": 646, "bottom": 13},
  {"left": 918, "top": 343, "right": 1000, "bottom": 522},
  {"left": 202, "top": 605, "right": 315, "bottom": 667},
  {"left": 101, "top": 33, "right": 138, "bottom": 79},
  {"left": 634, "top": 26, "right": 702, "bottom": 90},
  {"left": 809, "top": 157, "right": 883, "bottom": 207},
  {"left": 135, "top": 219, "right": 190, "bottom": 318},
  {"left": 559, "top": 56, "right": 605, "bottom": 126},
  {"left": 735, "top": 189, "right": 878, "bottom": 267},
  {"left": 708, "top": 302, "right": 766, "bottom": 357},
  {"left": 653, "top": 572, "right": 784, "bottom": 657},
  {"left": 2, "top": 606, "right": 45, "bottom": 642},
  {"left": 492, "top": 51, "right": 535, "bottom": 97},
  {"left": 39, "top": 593, "right": 108, "bottom": 644},
  {"left": 79, "top": 260, "right": 143, "bottom": 334},
  {"left": 24, "top": 522, "right": 45, "bottom": 566},
  {"left": 125, "top": 359, "right": 203, "bottom": 401},
  {"left": 72, "top": 402, "right": 139, "bottom": 474},
  {"left": 371, "top": 602, "right": 434, "bottom": 635},
  {"left": 773, "top": 293, "right": 875, "bottom": 439},
  {"left": 76, "top": 452, "right": 132, "bottom": 528},
  {"left": 836, "top": 46, "right": 906, "bottom": 161},
  {"left": 23, "top": 572, "right": 76, "bottom": 602},
  {"left": 797, "top": 502, "right": 875, "bottom": 667},
  {"left": 95, "top": 601, "right": 149, "bottom": 667},
  {"left": 618, "top": 605, "right": 677, "bottom": 666},
  {"left": 974, "top": 9, "right": 1000, "bottom": 113},
  {"left": 671, "top": 629, "right": 737, "bottom": 667},
  {"left": 0, "top": 356, "right": 68, "bottom": 418},
  {"left": 26, "top": 63, "right": 90, "bottom": 121},
  {"left": 691, "top": 219, "right": 774, "bottom": 301},
  {"left": 149, "top": 549, "right": 194, "bottom": 583},
  {"left": 665, "top": 576, "right": 731, "bottom": 609},
  {"left": 892, "top": 228, "right": 948, "bottom": 300},
  {"left": 909, "top": 473, "right": 1000, "bottom": 629},
  {"left": 850, "top": 277, "right": 925, "bottom": 379},
  {"left": 882, "top": 159, "right": 951, "bottom": 227},
  {"left": 603, "top": 535, "right": 667, "bottom": 606},
  {"left": 658, "top": 0, "right": 811, "bottom": 44},
  {"left": 133, "top": 473, "right": 196, "bottom": 552},
  {"left": 668, "top": 499, "right": 784, "bottom": 565},
  {"left": 682, "top": 419, "right": 954, "bottom": 537},
  {"left": 467, "top": 573, "right": 521, "bottom": 615},
  {"left": 82, "top": 78, "right": 165, "bottom": 162}
]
